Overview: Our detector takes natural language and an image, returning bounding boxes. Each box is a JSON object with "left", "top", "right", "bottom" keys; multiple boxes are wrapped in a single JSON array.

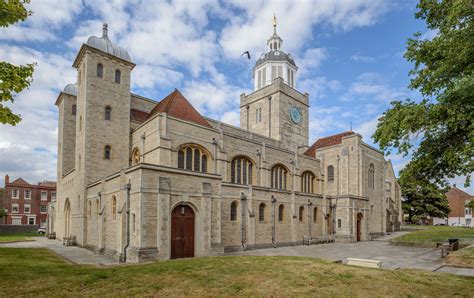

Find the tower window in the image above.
[
  {"left": 327, "top": 165, "right": 334, "bottom": 182},
  {"left": 301, "top": 171, "right": 316, "bottom": 193},
  {"left": 115, "top": 69, "right": 121, "bottom": 84},
  {"left": 368, "top": 163, "right": 375, "bottom": 189},
  {"left": 105, "top": 106, "right": 112, "bottom": 120},
  {"left": 299, "top": 206, "right": 304, "bottom": 222},
  {"left": 72, "top": 104, "right": 77, "bottom": 116},
  {"left": 313, "top": 207, "right": 318, "bottom": 222},
  {"left": 97, "top": 63, "right": 103, "bottom": 78},
  {"left": 112, "top": 196, "right": 117, "bottom": 220},
  {"left": 104, "top": 145, "right": 111, "bottom": 160}
]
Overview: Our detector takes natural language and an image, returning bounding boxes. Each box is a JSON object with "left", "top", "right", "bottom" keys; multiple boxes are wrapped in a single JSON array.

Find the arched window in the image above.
[
  {"left": 278, "top": 204, "right": 284, "bottom": 222},
  {"left": 96, "top": 199, "right": 100, "bottom": 219},
  {"left": 230, "top": 156, "right": 254, "bottom": 185},
  {"left": 72, "top": 104, "right": 77, "bottom": 116},
  {"left": 177, "top": 144, "right": 210, "bottom": 173},
  {"left": 299, "top": 205, "right": 304, "bottom": 222},
  {"left": 301, "top": 171, "right": 316, "bottom": 193},
  {"left": 132, "top": 147, "right": 140, "bottom": 165},
  {"left": 313, "top": 207, "right": 318, "bottom": 222},
  {"left": 259, "top": 203, "right": 265, "bottom": 222},
  {"left": 87, "top": 200, "right": 91, "bottom": 219},
  {"left": 97, "top": 63, "right": 103, "bottom": 78},
  {"left": 115, "top": 69, "right": 121, "bottom": 84},
  {"left": 230, "top": 201, "right": 237, "bottom": 221},
  {"left": 104, "top": 145, "right": 111, "bottom": 160},
  {"left": 271, "top": 164, "right": 288, "bottom": 190},
  {"left": 111, "top": 196, "right": 116, "bottom": 220},
  {"left": 327, "top": 165, "right": 334, "bottom": 182},
  {"left": 368, "top": 163, "right": 375, "bottom": 189},
  {"left": 105, "top": 106, "right": 111, "bottom": 120}
]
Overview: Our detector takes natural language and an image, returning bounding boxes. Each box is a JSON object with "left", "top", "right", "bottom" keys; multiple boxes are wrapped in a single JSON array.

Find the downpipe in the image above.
[
  {"left": 240, "top": 192, "right": 247, "bottom": 250},
  {"left": 271, "top": 195, "right": 277, "bottom": 248},
  {"left": 121, "top": 181, "right": 131, "bottom": 263}
]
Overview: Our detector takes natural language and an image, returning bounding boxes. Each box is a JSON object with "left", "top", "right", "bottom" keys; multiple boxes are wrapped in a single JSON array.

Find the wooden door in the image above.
[{"left": 171, "top": 205, "right": 195, "bottom": 259}]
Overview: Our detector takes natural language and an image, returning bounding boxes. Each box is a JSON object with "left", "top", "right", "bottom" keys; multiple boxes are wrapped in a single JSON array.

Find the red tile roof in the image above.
[
  {"left": 304, "top": 131, "right": 355, "bottom": 157},
  {"left": 130, "top": 109, "right": 149, "bottom": 123},
  {"left": 146, "top": 89, "right": 211, "bottom": 128},
  {"left": 10, "top": 178, "right": 31, "bottom": 186}
]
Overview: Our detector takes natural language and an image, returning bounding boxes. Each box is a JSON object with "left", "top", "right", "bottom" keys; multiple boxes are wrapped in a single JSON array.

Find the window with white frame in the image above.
[
  {"left": 41, "top": 191, "right": 47, "bottom": 200},
  {"left": 24, "top": 204, "right": 31, "bottom": 214},
  {"left": 12, "top": 189, "right": 19, "bottom": 198},
  {"left": 51, "top": 192, "right": 56, "bottom": 201},
  {"left": 24, "top": 189, "right": 31, "bottom": 199},
  {"left": 40, "top": 205, "right": 47, "bottom": 213},
  {"left": 28, "top": 217, "right": 35, "bottom": 225},
  {"left": 12, "top": 204, "right": 19, "bottom": 213},
  {"left": 40, "top": 219, "right": 46, "bottom": 227}
]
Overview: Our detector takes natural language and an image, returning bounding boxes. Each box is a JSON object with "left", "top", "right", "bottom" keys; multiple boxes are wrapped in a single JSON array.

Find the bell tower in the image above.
[{"left": 240, "top": 16, "right": 309, "bottom": 152}]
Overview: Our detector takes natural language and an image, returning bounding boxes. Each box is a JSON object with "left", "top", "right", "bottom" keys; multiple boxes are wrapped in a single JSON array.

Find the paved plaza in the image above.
[{"left": 1, "top": 233, "right": 473, "bottom": 276}]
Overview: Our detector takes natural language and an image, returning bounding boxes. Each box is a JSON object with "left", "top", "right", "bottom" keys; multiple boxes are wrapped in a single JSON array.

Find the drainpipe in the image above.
[
  {"left": 240, "top": 192, "right": 247, "bottom": 250},
  {"left": 308, "top": 200, "right": 313, "bottom": 239},
  {"left": 271, "top": 195, "right": 277, "bottom": 247},
  {"left": 121, "top": 181, "right": 131, "bottom": 263}
]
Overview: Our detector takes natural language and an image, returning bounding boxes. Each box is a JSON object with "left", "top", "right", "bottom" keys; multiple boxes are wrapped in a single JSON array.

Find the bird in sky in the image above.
[{"left": 241, "top": 51, "right": 251, "bottom": 60}]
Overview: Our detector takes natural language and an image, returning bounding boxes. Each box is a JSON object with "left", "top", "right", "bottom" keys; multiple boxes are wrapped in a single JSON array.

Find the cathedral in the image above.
[{"left": 50, "top": 20, "right": 402, "bottom": 262}]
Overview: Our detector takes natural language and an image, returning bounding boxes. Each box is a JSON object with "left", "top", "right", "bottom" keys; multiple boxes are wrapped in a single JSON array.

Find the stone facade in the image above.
[{"left": 50, "top": 23, "right": 402, "bottom": 263}]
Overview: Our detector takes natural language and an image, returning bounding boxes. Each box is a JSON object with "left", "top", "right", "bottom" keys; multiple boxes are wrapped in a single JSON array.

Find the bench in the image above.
[
  {"left": 62, "top": 235, "right": 76, "bottom": 246},
  {"left": 303, "top": 235, "right": 336, "bottom": 245},
  {"left": 437, "top": 239, "right": 459, "bottom": 258},
  {"left": 347, "top": 258, "right": 381, "bottom": 269}
]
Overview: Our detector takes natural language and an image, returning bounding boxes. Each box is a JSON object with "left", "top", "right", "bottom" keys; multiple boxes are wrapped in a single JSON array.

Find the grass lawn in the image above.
[
  {"left": 391, "top": 226, "right": 474, "bottom": 247},
  {"left": 0, "top": 232, "right": 40, "bottom": 243},
  {"left": 0, "top": 248, "right": 473, "bottom": 296},
  {"left": 448, "top": 245, "right": 474, "bottom": 268}
]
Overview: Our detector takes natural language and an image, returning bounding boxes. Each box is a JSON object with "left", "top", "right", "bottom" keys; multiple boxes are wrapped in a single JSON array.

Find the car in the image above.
[
  {"left": 38, "top": 227, "right": 46, "bottom": 234},
  {"left": 434, "top": 223, "right": 446, "bottom": 226}
]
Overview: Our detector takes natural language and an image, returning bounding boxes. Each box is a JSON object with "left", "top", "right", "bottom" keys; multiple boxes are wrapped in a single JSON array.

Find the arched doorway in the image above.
[
  {"left": 171, "top": 205, "right": 195, "bottom": 259},
  {"left": 356, "top": 213, "right": 363, "bottom": 241},
  {"left": 64, "top": 199, "right": 71, "bottom": 237}
]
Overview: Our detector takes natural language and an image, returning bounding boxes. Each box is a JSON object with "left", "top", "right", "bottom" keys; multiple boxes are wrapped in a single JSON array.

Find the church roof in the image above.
[
  {"left": 130, "top": 109, "right": 149, "bottom": 123},
  {"left": 146, "top": 89, "right": 211, "bottom": 128},
  {"left": 63, "top": 83, "right": 77, "bottom": 96},
  {"left": 255, "top": 50, "right": 296, "bottom": 68},
  {"left": 304, "top": 131, "right": 355, "bottom": 157}
]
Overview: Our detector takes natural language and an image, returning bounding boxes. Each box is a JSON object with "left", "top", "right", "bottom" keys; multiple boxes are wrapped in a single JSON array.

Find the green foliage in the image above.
[
  {"left": 399, "top": 165, "right": 450, "bottom": 223},
  {"left": 0, "top": 0, "right": 31, "bottom": 27},
  {"left": 373, "top": 0, "right": 474, "bottom": 188},
  {"left": 0, "top": 0, "right": 34, "bottom": 126},
  {"left": 466, "top": 200, "right": 474, "bottom": 209},
  {"left": 0, "top": 208, "right": 6, "bottom": 219}
]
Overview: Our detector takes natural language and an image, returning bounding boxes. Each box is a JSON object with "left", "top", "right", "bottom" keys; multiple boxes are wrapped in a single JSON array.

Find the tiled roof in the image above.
[
  {"left": 446, "top": 187, "right": 473, "bottom": 198},
  {"left": 146, "top": 89, "right": 211, "bottom": 128},
  {"left": 130, "top": 109, "right": 149, "bottom": 123},
  {"left": 304, "top": 131, "right": 355, "bottom": 157},
  {"left": 10, "top": 178, "right": 31, "bottom": 186}
]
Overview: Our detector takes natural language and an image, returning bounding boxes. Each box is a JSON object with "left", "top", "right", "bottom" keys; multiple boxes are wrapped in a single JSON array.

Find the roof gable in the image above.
[
  {"left": 10, "top": 178, "right": 31, "bottom": 186},
  {"left": 304, "top": 131, "right": 355, "bottom": 157},
  {"left": 446, "top": 187, "right": 473, "bottom": 198},
  {"left": 146, "top": 89, "right": 211, "bottom": 128}
]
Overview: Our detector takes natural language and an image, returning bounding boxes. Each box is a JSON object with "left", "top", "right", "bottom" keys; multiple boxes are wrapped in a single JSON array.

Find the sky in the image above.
[{"left": 0, "top": 0, "right": 472, "bottom": 193}]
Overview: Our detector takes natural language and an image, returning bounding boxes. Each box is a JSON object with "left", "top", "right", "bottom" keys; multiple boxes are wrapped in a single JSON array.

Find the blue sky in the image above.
[{"left": 0, "top": 0, "right": 471, "bottom": 193}]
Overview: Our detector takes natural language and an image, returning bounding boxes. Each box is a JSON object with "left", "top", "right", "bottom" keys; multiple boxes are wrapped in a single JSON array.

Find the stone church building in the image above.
[{"left": 50, "top": 21, "right": 402, "bottom": 262}]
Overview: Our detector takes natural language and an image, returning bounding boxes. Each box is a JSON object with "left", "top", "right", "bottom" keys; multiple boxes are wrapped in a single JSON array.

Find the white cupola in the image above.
[{"left": 253, "top": 15, "right": 298, "bottom": 91}]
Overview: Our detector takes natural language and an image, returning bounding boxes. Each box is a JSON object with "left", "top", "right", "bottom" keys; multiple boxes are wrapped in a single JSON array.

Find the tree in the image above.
[
  {"left": 0, "top": 0, "right": 35, "bottom": 126},
  {"left": 373, "top": 0, "right": 474, "bottom": 188},
  {"left": 466, "top": 200, "right": 474, "bottom": 209},
  {"left": 399, "top": 165, "right": 450, "bottom": 223}
]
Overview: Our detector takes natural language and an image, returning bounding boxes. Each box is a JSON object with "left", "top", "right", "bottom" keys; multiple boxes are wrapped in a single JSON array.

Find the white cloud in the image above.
[
  {"left": 298, "top": 48, "right": 328, "bottom": 77},
  {"left": 343, "top": 72, "right": 407, "bottom": 102},
  {"left": 26, "top": 0, "right": 83, "bottom": 27},
  {"left": 220, "top": 110, "right": 240, "bottom": 127},
  {"left": 0, "top": 25, "right": 56, "bottom": 42},
  {"left": 350, "top": 54, "right": 375, "bottom": 62},
  {"left": 299, "top": 76, "right": 342, "bottom": 99}
]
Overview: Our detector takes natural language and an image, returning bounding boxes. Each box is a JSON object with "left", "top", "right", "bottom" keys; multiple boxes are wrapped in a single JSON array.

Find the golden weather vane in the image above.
[{"left": 273, "top": 13, "right": 277, "bottom": 33}]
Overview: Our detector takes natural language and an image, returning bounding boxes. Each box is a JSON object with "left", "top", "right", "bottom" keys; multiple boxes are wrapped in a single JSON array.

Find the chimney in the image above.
[{"left": 4, "top": 174, "right": 9, "bottom": 185}]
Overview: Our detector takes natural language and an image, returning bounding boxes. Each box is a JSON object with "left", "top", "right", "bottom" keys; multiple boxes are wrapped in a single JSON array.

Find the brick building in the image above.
[{"left": 1, "top": 175, "right": 56, "bottom": 227}]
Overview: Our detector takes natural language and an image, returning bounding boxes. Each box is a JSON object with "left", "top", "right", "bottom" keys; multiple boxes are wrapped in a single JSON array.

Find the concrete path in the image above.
[
  {"left": 0, "top": 236, "right": 118, "bottom": 266},
  {"left": 228, "top": 232, "right": 474, "bottom": 276}
]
